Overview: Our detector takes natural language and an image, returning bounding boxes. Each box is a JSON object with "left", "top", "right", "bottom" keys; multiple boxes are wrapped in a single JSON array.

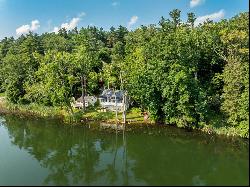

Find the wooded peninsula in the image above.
[{"left": 0, "top": 10, "right": 248, "bottom": 138}]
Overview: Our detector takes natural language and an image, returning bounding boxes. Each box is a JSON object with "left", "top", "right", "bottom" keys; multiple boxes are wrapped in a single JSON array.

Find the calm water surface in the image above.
[{"left": 0, "top": 115, "right": 248, "bottom": 186}]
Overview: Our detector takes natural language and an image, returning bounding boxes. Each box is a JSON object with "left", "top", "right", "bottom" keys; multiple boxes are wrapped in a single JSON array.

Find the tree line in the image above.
[{"left": 0, "top": 10, "right": 248, "bottom": 137}]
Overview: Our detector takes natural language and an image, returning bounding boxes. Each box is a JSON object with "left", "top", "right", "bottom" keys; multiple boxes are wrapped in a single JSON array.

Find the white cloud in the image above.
[
  {"left": 30, "top": 20, "right": 40, "bottom": 31},
  {"left": 61, "top": 17, "right": 81, "bottom": 30},
  {"left": 16, "top": 20, "right": 40, "bottom": 36},
  {"left": 16, "top": 25, "right": 30, "bottom": 35},
  {"left": 190, "top": 0, "right": 205, "bottom": 8},
  {"left": 52, "top": 13, "right": 85, "bottom": 33},
  {"left": 128, "top": 16, "right": 138, "bottom": 29},
  {"left": 53, "top": 27, "right": 59, "bottom": 33},
  {"left": 194, "top": 9, "right": 225, "bottom": 26}
]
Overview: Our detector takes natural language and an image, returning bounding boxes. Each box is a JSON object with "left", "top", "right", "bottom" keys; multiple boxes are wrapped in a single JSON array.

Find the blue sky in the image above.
[{"left": 0, "top": 0, "right": 248, "bottom": 39}]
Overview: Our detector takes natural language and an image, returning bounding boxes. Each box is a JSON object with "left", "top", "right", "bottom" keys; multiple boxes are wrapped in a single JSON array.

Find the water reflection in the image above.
[
  {"left": 1, "top": 116, "right": 249, "bottom": 186},
  {"left": 2, "top": 117, "right": 140, "bottom": 185}
]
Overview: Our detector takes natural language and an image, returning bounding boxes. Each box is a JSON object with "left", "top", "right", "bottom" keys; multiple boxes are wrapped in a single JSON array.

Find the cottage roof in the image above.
[
  {"left": 99, "top": 89, "right": 124, "bottom": 99},
  {"left": 100, "top": 89, "right": 113, "bottom": 97},
  {"left": 76, "top": 96, "right": 96, "bottom": 102},
  {"left": 113, "top": 90, "right": 124, "bottom": 98}
]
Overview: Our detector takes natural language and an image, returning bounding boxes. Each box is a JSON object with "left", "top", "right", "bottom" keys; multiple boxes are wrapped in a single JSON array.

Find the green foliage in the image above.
[
  {"left": 0, "top": 10, "right": 248, "bottom": 137},
  {"left": 218, "top": 13, "right": 249, "bottom": 137},
  {"left": 34, "top": 51, "right": 75, "bottom": 110}
]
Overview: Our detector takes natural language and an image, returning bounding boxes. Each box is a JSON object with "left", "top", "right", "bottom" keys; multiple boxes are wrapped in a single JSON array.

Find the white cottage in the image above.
[{"left": 98, "top": 89, "right": 129, "bottom": 112}]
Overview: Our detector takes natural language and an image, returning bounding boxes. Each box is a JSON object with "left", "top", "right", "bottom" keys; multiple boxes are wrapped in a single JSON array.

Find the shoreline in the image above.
[
  {"left": 0, "top": 98, "right": 248, "bottom": 139},
  {"left": 0, "top": 98, "right": 153, "bottom": 125}
]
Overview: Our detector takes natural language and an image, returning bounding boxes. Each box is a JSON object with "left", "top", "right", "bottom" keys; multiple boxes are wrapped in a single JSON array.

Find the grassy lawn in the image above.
[
  {"left": 0, "top": 98, "right": 150, "bottom": 125},
  {"left": 78, "top": 106, "right": 150, "bottom": 124}
]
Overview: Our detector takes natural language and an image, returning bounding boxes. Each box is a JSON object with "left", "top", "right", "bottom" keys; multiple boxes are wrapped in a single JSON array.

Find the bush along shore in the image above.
[
  {"left": 0, "top": 97, "right": 248, "bottom": 139},
  {"left": 0, "top": 10, "right": 248, "bottom": 138},
  {"left": 0, "top": 97, "right": 146, "bottom": 124}
]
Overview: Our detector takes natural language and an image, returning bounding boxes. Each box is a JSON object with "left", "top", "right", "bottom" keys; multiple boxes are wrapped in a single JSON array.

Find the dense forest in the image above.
[{"left": 0, "top": 10, "right": 248, "bottom": 137}]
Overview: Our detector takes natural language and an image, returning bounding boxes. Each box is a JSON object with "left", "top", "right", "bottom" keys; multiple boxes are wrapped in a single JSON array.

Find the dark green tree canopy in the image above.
[{"left": 0, "top": 10, "right": 248, "bottom": 137}]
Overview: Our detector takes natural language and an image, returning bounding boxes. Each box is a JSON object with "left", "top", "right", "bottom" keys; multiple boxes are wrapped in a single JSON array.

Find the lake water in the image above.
[{"left": 0, "top": 115, "right": 249, "bottom": 186}]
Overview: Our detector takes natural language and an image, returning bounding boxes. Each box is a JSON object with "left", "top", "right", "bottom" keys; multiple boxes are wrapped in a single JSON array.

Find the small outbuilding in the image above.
[{"left": 72, "top": 95, "right": 97, "bottom": 109}]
